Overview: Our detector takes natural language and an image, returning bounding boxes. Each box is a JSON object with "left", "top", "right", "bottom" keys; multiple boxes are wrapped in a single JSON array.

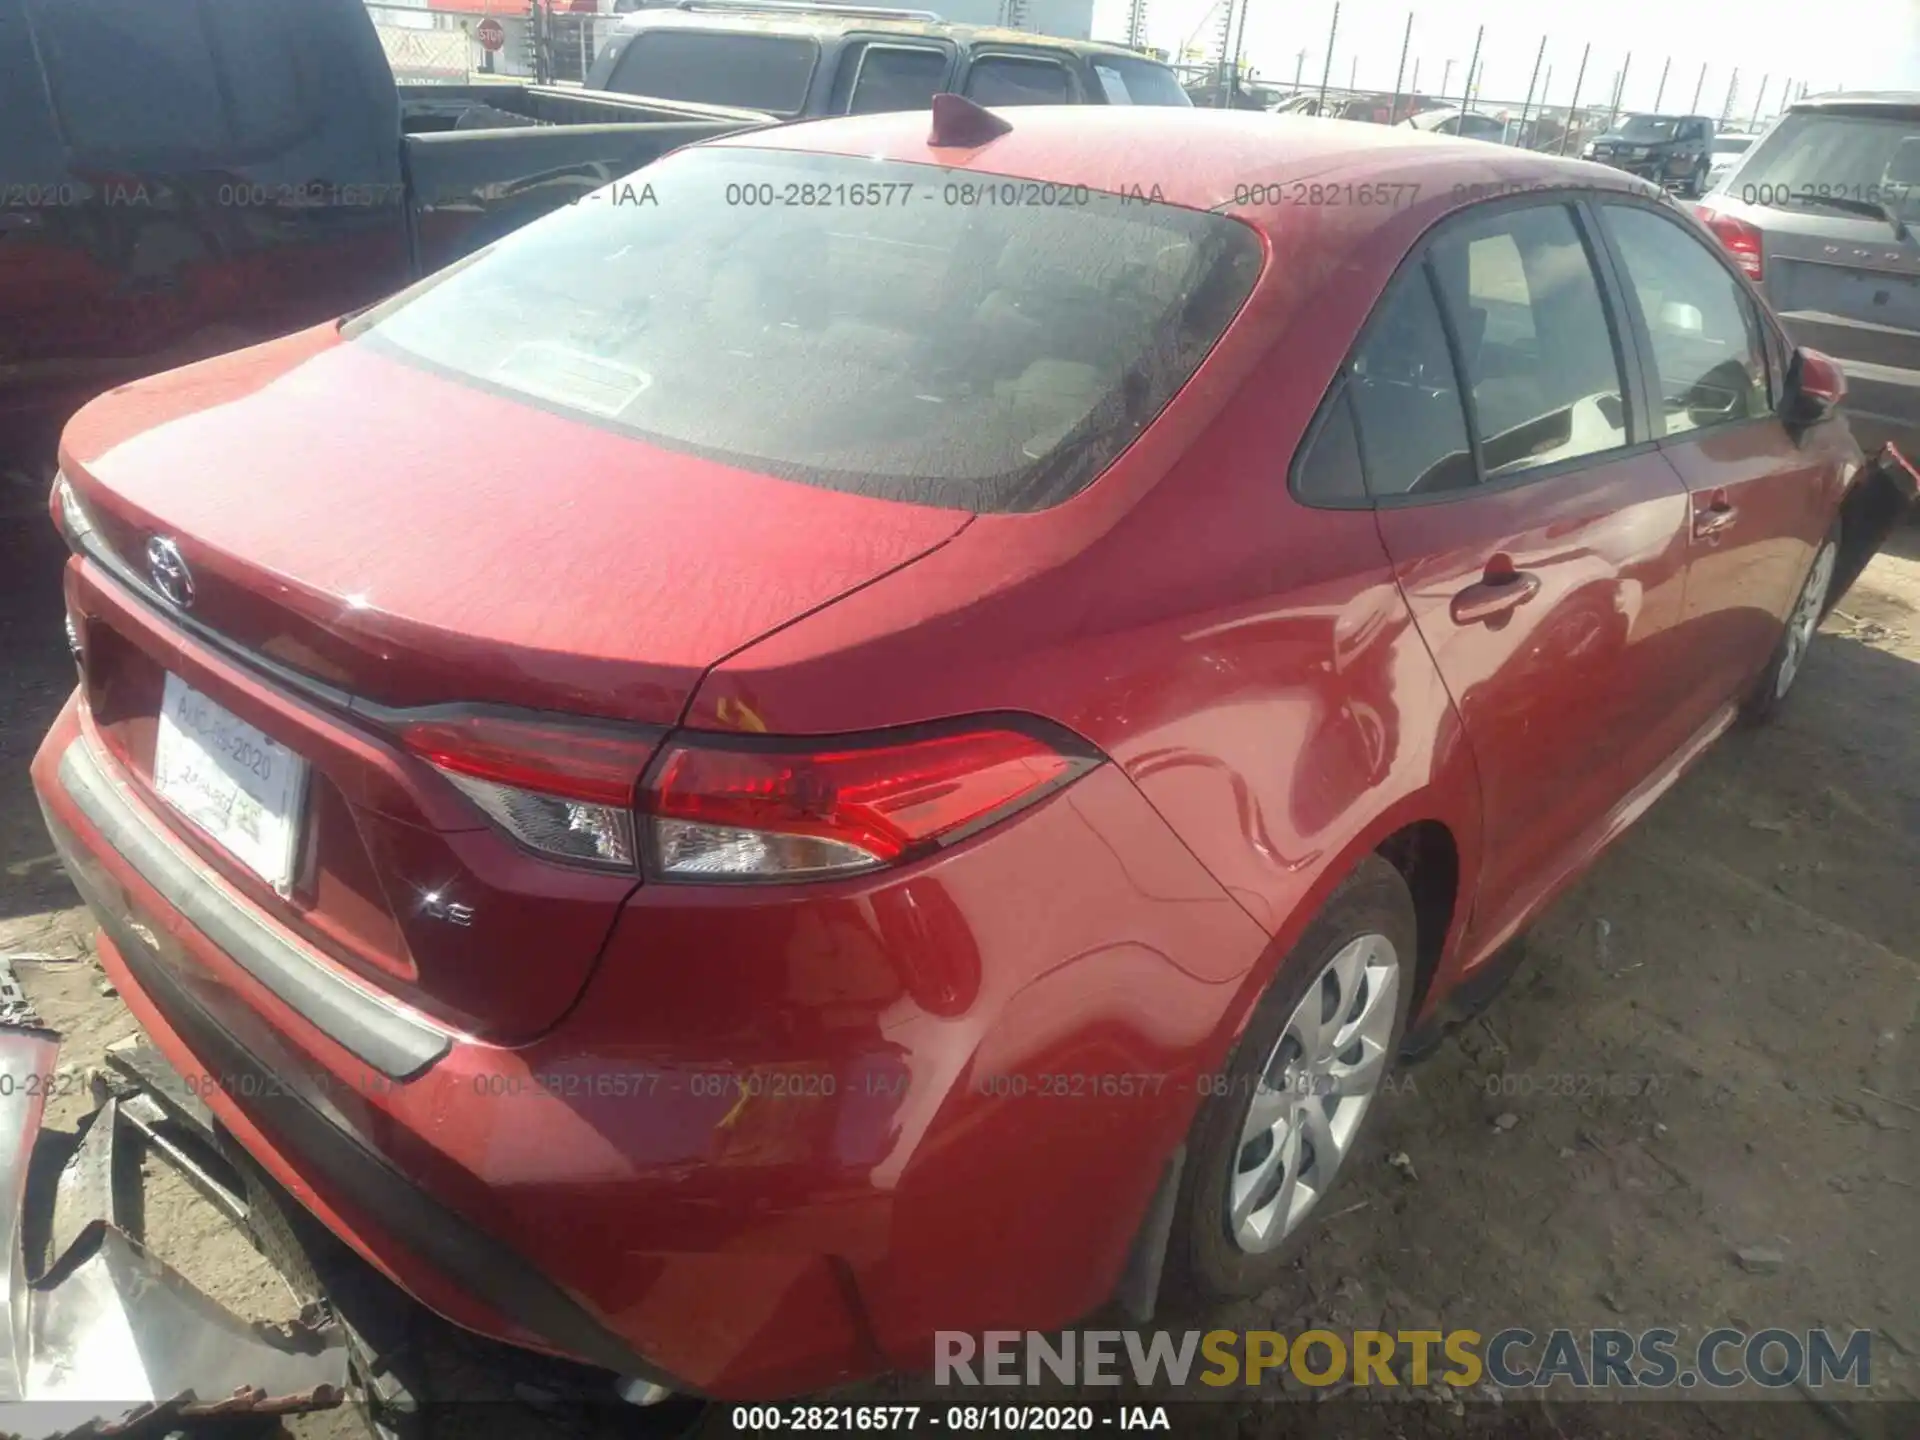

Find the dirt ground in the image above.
[{"left": 1, "top": 483, "right": 1915, "bottom": 1440}]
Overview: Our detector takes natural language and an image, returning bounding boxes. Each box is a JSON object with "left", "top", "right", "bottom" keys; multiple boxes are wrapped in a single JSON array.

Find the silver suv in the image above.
[{"left": 1696, "top": 92, "right": 1920, "bottom": 457}]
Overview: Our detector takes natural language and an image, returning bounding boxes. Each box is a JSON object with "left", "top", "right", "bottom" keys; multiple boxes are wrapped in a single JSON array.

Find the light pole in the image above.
[
  {"left": 1317, "top": 2, "right": 1340, "bottom": 110},
  {"left": 1558, "top": 41, "right": 1589, "bottom": 153}
]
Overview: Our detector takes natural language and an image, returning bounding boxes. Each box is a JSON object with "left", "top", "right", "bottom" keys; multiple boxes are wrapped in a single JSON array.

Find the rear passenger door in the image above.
[
  {"left": 1593, "top": 200, "right": 1831, "bottom": 722},
  {"left": 1357, "top": 200, "right": 1696, "bottom": 955}
]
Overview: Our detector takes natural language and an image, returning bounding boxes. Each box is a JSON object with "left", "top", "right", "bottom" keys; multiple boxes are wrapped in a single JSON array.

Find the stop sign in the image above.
[{"left": 476, "top": 17, "right": 505, "bottom": 52}]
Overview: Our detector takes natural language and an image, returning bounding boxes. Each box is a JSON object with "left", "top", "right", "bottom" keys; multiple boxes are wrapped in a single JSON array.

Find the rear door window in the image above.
[
  {"left": 964, "top": 55, "right": 1074, "bottom": 106},
  {"left": 606, "top": 29, "right": 820, "bottom": 115},
  {"left": 1600, "top": 203, "right": 1771, "bottom": 436},
  {"left": 846, "top": 44, "right": 950, "bottom": 114},
  {"left": 1427, "top": 203, "right": 1631, "bottom": 479},
  {"left": 344, "top": 147, "right": 1262, "bottom": 514}
]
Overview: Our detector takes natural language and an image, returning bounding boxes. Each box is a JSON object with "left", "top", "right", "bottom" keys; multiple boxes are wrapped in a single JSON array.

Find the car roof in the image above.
[
  {"left": 611, "top": 5, "right": 1162, "bottom": 62},
  {"left": 1791, "top": 91, "right": 1920, "bottom": 113},
  {"left": 705, "top": 105, "right": 1666, "bottom": 235}
]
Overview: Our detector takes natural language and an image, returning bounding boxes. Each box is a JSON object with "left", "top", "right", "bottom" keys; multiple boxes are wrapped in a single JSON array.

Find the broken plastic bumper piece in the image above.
[{"left": 0, "top": 1020, "right": 348, "bottom": 1438}]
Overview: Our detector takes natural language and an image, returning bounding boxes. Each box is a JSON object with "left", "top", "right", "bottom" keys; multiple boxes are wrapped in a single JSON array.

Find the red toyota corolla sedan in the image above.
[{"left": 31, "top": 104, "right": 1912, "bottom": 1401}]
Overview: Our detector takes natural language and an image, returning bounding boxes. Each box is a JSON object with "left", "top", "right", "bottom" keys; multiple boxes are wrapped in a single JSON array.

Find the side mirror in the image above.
[{"left": 1783, "top": 346, "right": 1846, "bottom": 426}]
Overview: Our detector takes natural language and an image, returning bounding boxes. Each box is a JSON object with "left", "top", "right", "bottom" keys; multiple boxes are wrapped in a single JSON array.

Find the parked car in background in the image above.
[
  {"left": 0, "top": 0, "right": 765, "bottom": 462},
  {"left": 585, "top": 3, "right": 1191, "bottom": 116},
  {"left": 1185, "top": 76, "right": 1280, "bottom": 109},
  {"left": 1707, "top": 129, "right": 1758, "bottom": 190},
  {"left": 1582, "top": 113, "right": 1716, "bottom": 195},
  {"left": 1401, "top": 106, "right": 1508, "bottom": 142},
  {"left": 34, "top": 104, "right": 1913, "bottom": 1409},
  {"left": 1693, "top": 92, "right": 1920, "bottom": 459}
]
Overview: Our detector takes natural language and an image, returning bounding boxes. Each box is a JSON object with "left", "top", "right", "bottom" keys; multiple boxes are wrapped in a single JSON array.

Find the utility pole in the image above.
[
  {"left": 1690, "top": 62, "right": 1707, "bottom": 113},
  {"left": 1317, "top": 3, "right": 1339, "bottom": 110},
  {"left": 1609, "top": 52, "right": 1631, "bottom": 128},
  {"left": 1721, "top": 67, "right": 1739, "bottom": 125},
  {"left": 1350, "top": 56, "right": 1358, "bottom": 92},
  {"left": 1441, "top": 58, "right": 1454, "bottom": 98},
  {"left": 1748, "top": 73, "right": 1768, "bottom": 129},
  {"left": 1125, "top": 0, "right": 1148, "bottom": 51},
  {"left": 1294, "top": 49, "right": 1307, "bottom": 91},
  {"left": 1516, "top": 35, "right": 1546, "bottom": 146},
  {"left": 1389, "top": 12, "right": 1412, "bottom": 123},
  {"left": 1652, "top": 55, "right": 1670, "bottom": 112},
  {"left": 1559, "top": 41, "right": 1589, "bottom": 153},
  {"left": 1227, "top": 0, "right": 1251, "bottom": 102},
  {"left": 1462, "top": 24, "right": 1483, "bottom": 110}
]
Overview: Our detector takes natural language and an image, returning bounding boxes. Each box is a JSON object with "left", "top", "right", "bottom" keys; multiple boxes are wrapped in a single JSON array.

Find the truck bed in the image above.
[{"left": 397, "top": 82, "right": 773, "bottom": 134}]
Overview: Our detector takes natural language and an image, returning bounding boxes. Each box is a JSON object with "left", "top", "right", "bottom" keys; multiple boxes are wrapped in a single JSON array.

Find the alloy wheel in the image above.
[
  {"left": 1775, "top": 541, "right": 1837, "bottom": 699},
  {"left": 1228, "top": 933, "right": 1399, "bottom": 1253}
]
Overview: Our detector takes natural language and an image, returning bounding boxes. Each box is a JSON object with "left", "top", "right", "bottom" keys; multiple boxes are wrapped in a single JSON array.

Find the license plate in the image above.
[{"left": 152, "top": 673, "right": 308, "bottom": 892}]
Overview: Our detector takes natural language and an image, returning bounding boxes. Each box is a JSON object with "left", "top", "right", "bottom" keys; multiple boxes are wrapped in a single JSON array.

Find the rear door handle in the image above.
[
  {"left": 1450, "top": 567, "right": 1542, "bottom": 625},
  {"left": 1694, "top": 491, "right": 1737, "bottom": 538}
]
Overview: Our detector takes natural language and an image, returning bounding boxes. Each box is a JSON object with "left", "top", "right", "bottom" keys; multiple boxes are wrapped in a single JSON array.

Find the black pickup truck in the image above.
[
  {"left": 0, "top": 0, "right": 767, "bottom": 460},
  {"left": 587, "top": 2, "right": 1191, "bottom": 116}
]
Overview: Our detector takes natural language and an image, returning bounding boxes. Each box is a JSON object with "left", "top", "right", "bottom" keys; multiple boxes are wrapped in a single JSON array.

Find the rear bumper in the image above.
[
  {"left": 37, "top": 726, "right": 682, "bottom": 1391},
  {"left": 34, "top": 692, "right": 1269, "bottom": 1398}
]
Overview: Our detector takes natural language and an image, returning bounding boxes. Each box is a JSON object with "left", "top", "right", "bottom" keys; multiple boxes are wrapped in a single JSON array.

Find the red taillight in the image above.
[
  {"left": 640, "top": 720, "right": 1101, "bottom": 881},
  {"left": 1694, "top": 204, "right": 1764, "bottom": 281},
  {"left": 397, "top": 712, "right": 661, "bottom": 870}
]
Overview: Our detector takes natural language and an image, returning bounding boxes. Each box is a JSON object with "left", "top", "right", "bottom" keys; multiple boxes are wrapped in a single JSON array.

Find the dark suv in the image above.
[
  {"left": 586, "top": 2, "right": 1191, "bottom": 117},
  {"left": 1693, "top": 92, "right": 1920, "bottom": 458},
  {"left": 1583, "top": 113, "right": 1716, "bottom": 195}
]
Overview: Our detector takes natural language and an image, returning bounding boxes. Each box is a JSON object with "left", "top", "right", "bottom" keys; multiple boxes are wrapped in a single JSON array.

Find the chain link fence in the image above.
[
  {"left": 1174, "top": 5, "right": 1813, "bottom": 151},
  {"left": 362, "top": 2, "right": 614, "bottom": 86}
]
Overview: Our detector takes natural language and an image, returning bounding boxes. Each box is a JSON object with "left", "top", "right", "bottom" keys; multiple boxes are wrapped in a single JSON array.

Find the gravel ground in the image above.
[{"left": 1, "top": 492, "right": 1914, "bottom": 1440}]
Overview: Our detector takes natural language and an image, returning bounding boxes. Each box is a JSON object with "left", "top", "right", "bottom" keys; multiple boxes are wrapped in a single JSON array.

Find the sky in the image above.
[{"left": 1088, "top": 0, "right": 1920, "bottom": 115}]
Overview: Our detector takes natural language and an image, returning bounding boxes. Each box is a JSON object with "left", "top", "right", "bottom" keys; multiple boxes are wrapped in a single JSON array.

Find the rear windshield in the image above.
[
  {"left": 1732, "top": 110, "right": 1920, "bottom": 211},
  {"left": 344, "top": 149, "right": 1262, "bottom": 514},
  {"left": 1612, "top": 115, "right": 1682, "bottom": 141},
  {"left": 605, "top": 30, "right": 819, "bottom": 115}
]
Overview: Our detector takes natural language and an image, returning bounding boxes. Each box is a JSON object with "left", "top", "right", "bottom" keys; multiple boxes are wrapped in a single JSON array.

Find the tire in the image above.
[
  {"left": 1743, "top": 525, "right": 1841, "bottom": 724},
  {"left": 1164, "top": 854, "right": 1417, "bottom": 1302}
]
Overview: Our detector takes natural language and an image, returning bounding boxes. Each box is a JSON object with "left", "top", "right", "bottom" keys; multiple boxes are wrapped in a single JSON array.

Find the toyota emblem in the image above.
[{"left": 147, "top": 536, "right": 194, "bottom": 609}]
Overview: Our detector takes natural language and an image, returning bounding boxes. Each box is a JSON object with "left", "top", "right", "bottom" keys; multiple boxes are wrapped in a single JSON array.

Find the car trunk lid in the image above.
[{"left": 56, "top": 329, "right": 969, "bottom": 1041}]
